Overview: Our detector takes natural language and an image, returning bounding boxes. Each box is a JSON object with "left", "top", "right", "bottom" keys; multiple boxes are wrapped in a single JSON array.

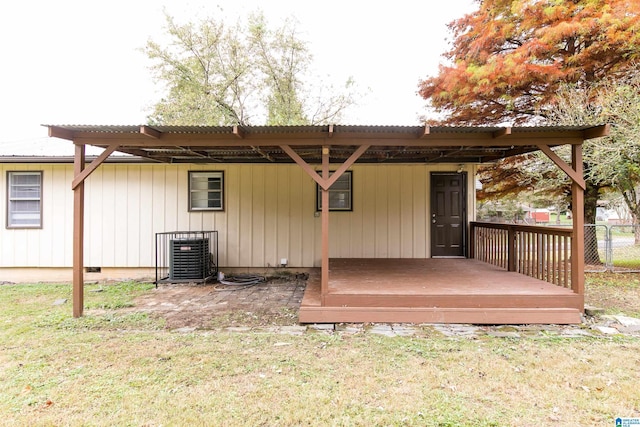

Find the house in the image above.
[
  {"left": 527, "top": 208, "right": 550, "bottom": 223},
  {"left": 1, "top": 124, "right": 609, "bottom": 324}
]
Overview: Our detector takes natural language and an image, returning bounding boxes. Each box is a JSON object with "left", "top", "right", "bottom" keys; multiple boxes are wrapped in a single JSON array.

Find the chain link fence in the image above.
[
  {"left": 584, "top": 224, "right": 640, "bottom": 273},
  {"left": 584, "top": 224, "right": 609, "bottom": 272}
]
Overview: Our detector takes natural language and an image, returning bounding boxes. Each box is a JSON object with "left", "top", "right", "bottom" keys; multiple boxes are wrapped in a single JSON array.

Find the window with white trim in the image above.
[
  {"left": 189, "top": 171, "right": 224, "bottom": 211},
  {"left": 316, "top": 171, "right": 352, "bottom": 211},
  {"left": 7, "top": 171, "right": 43, "bottom": 228}
]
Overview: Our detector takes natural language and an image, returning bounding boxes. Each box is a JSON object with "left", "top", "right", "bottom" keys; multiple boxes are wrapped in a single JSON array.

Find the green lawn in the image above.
[{"left": 1, "top": 280, "right": 639, "bottom": 426}]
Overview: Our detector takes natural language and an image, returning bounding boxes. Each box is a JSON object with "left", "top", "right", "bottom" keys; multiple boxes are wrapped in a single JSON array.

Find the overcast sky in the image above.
[{"left": 0, "top": 0, "right": 476, "bottom": 149}]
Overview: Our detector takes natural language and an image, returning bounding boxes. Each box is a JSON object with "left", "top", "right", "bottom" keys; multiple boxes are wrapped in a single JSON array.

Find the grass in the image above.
[
  {"left": 585, "top": 273, "right": 640, "bottom": 317},
  {"left": 206, "top": 306, "right": 300, "bottom": 329},
  {"left": 1, "top": 279, "right": 640, "bottom": 426},
  {"left": 611, "top": 245, "right": 640, "bottom": 269}
]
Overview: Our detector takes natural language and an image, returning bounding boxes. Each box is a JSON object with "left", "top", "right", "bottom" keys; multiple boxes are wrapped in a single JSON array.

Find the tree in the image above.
[
  {"left": 144, "top": 12, "right": 358, "bottom": 126},
  {"left": 418, "top": 0, "right": 640, "bottom": 125},
  {"left": 545, "top": 77, "right": 640, "bottom": 242},
  {"left": 249, "top": 14, "right": 308, "bottom": 125},
  {"left": 476, "top": 75, "right": 640, "bottom": 260},
  {"left": 601, "top": 80, "right": 640, "bottom": 241},
  {"left": 419, "top": 0, "right": 640, "bottom": 263}
]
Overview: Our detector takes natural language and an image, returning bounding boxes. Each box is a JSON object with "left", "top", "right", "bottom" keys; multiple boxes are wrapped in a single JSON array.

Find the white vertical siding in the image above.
[
  {"left": 412, "top": 166, "right": 428, "bottom": 258},
  {"left": 324, "top": 164, "right": 433, "bottom": 263},
  {"left": 50, "top": 165, "right": 73, "bottom": 266},
  {"left": 224, "top": 166, "right": 239, "bottom": 266},
  {"left": 299, "top": 171, "right": 317, "bottom": 267},
  {"left": 0, "top": 162, "right": 476, "bottom": 269},
  {"left": 1, "top": 164, "right": 72, "bottom": 268},
  {"left": 100, "top": 165, "right": 117, "bottom": 265},
  {"left": 139, "top": 165, "right": 154, "bottom": 265},
  {"left": 277, "top": 167, "right": 292, "bottom": 265},
  {"left": 84, "top": 165, "right": 101, "bottom": 266}
]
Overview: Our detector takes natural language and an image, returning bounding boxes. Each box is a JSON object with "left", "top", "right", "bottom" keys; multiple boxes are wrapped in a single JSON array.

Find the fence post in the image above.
[{"left": 605, "top": 225, "right": 612, "bottom": 271}]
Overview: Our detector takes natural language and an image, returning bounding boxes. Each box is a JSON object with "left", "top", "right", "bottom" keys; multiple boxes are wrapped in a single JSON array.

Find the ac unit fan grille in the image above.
[{"left": 169, "top": 239, "right": 211, "bottom": 280}]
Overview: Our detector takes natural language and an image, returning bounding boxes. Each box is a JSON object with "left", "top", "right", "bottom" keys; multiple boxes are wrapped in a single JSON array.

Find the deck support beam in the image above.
[
  {"left": 321, "top": 147, "right": 329, "bottom": 304},
  {"left": 71, "top": 144, "right": 120, "bottom": 190},
  {"left": 71, "top": 143, "right": 118, "bottom": 317},
  {"left": 537, "top": 144, "right": 586, "bottom": 189},
  {"left": 571, "top": 144, "right": 585, "bottom": 298},
  {"left": 279, "top": 144, "right": 370, "bottom": 190},
  {"left": 280, "top": 144, "right": 370, "bottom": 306},
  {"left": 72, "top": 144, "right": 86, "bottom": 318}
]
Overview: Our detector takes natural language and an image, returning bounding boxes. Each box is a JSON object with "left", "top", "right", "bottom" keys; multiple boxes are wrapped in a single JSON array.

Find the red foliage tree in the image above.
[
  {"left": 418, "top": 0, "right": 640, "bottom": 125},
  {"left": 419, "top": 0, "right": 640, "bottom": 264}
]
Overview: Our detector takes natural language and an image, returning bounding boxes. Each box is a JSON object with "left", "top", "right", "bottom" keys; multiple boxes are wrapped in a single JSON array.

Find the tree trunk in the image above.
[
  {"left": 584, "top": 183, "right": 602, "bottom": 265},
  {"left": 619, "top": 187, "right": 640, "bottom": 245},
  {"left": 556, "top": 203, "right": 563, "bottom": 224},
  {"left": 631, "top": 211, "right": 640, "bottom": 245}
]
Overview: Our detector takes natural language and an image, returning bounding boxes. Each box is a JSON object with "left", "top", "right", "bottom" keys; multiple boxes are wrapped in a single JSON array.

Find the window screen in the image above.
[
  {"left": 7, "top": 171, "right": 42, "bottom": 228},
  {"left": 189, "top": 171, "right": 224, "bottom": 211},
  {"left": 317, "top": 171, "right": 352, "bottom": 211}
]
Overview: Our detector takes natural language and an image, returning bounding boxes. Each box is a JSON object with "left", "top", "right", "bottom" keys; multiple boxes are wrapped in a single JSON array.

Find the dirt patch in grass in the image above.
[
  {"left": 125, "top": 272, "right": 640, "bottom": 329},
  {"left": 128, "top": 277, "right": 305, "bottom": 329}
]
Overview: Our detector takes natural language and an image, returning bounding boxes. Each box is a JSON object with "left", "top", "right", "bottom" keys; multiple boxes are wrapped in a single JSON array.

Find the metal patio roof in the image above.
[{"left": 43, "top": 124, "right": 609, "bottom": 165}]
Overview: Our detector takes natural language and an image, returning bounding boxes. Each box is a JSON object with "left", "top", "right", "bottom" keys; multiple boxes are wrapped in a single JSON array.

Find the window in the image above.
[
  {"left": 7, "top": 171, "right": 42, "bottom": 228},
  {"left": 189, "top": 171, "right": 224, "bottom": 211},
  {"left": 316, "top": 171, "right": 352, "bottom": 211}
]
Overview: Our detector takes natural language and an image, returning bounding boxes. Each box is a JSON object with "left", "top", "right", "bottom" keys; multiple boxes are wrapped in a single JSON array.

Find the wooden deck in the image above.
[{"left": 299, "top": 258, "right": 583, "bottom": 324}]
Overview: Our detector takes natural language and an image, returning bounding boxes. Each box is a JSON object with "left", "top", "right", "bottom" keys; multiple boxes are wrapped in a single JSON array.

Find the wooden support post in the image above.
[
  {"left": 571, "top": 144, "right": 585, "bottom": 299},
  {"left": 321, "top": 146, "right": 330, "bottom": 305},
  {"left": 469, "top": 222, "right": 475, "bottom": 259},
  {"left": 73, "top": 144, "right": 86, "bottom": 318},
  {"left": 279, "top": 144, "right": 370, "bottom": 307},
  {"left": 507, "top": 225, "right": 517, "bottom": 272}
]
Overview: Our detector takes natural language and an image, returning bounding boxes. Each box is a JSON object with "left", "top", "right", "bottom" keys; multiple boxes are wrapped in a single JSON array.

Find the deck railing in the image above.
[{"left": 470, "top": 222, "right": 573, "bottom": 289}]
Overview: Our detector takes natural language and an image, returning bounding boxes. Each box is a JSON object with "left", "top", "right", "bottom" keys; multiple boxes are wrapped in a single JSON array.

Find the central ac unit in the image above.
[{"left": 169, "top": 238, "right": 210, "bottom": 280}]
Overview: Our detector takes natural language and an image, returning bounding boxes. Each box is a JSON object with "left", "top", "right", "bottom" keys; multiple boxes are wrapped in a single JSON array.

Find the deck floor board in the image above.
[
  {"left": 326, "top": 258, "right": 573, "bottom": 296},
  {"left": 299, "top": 259, "right": 582, "bottom": 324}
]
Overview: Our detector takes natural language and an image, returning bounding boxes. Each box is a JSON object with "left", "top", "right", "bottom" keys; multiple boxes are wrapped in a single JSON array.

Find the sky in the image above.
[{"left": 0, "top": 0, "right": 476, "bottom": 153}]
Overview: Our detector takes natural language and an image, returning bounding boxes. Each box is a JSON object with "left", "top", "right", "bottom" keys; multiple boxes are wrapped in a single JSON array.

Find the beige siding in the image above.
[
  {"left": 323, "top": 164, "right": 432, "bottom": 262},
  {"left": 1, "top": 162, "right": 477, "bottom": 271},
  {"left": 0, "top": 164, "right": 73, "bottom": 268}
]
